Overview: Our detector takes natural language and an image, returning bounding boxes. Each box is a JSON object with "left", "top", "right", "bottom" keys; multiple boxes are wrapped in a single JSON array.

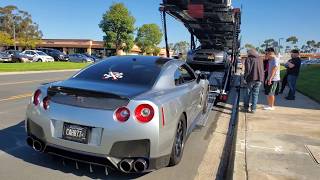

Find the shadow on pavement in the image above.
[
  {"left": 0, "top": 120, "right": 146, "bottom": 179},
  {"left": 240, "top": 88, "right": 320, "bottom": 110}
]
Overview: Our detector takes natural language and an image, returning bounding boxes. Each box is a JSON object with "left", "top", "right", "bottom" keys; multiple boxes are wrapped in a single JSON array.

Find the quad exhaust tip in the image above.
[
  {"left": 119, "top": 158, "right": 148, "bottom": 173},
  {"left": 119, "top": 159, "right": 134, "bottom": 173},
  {"left": 133, "top": 158, "right": 147, "bottom": 173},
  {"left": 33, "top": 139, "right": 43, "bottom": 152},
  {"left": 26, "top": 137, "right": 44, "bottom": 152}
]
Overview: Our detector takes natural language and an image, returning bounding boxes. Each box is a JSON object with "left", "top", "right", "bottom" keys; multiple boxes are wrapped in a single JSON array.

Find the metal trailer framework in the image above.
[{"left": 160, "top": 0, "right": 241, "bottom": 104}]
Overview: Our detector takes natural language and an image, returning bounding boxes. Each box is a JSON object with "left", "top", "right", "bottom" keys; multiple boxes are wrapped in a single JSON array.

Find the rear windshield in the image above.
[{"left": 72, "top": 56, "right": 164, "bottom": 87}]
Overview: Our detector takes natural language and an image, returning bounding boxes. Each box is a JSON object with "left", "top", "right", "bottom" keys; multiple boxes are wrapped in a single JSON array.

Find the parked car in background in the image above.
[
  {"left": 0, "top": 52, "right": 12, "bottom": 62},
  {"left": 37, "top": 48, "right": 69, "bottom": 61},
  {"left": 25, "top": 56, "right": 209, "bottom": 173},
  {"left": 21, "top": 50, "right": 54, "bottom": 62},
  {"left": 4, "top": 50, "right": 30, "bottom": 63},
  {"left": 68, "top": 54, "right": 93, "bottom": 63},
  {"left": 82, "top": 53, "right": 100, "bottom": 62},
  {"left": 301, "top": 59, "right": 320, "bottom": 65}
]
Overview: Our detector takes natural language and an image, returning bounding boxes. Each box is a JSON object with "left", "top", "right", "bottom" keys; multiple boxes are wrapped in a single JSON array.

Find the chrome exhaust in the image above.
[
  {"left": 119, "top": 159, "right": 134, "bottom": 173},
  {"left": 26, "top": 137, "right": 33, "bottom": 147},
  {"left": 133, "top": 158, "right": 147, "bottom": 173},
  {"left": 32, "top": 139, "right": 43, "bottom": 152}
]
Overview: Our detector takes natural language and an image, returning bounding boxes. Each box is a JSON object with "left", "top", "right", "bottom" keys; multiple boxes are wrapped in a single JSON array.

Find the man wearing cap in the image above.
[
  {"left": 264, "top": 48, "right": 281, "bottom": 110},
  {"left": 284, "top": 50, "right": 301, "bottom": 100}
]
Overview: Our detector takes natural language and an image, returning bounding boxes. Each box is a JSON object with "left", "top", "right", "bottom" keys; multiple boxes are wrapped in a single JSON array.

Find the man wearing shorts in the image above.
[{"left": 264, "top": 48, "right": 280, "bottom": 110}]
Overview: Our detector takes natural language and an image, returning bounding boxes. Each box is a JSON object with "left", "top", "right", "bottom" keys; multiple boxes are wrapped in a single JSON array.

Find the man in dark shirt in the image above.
[
  {"left": 243, "top": 49, "right": 264, "bottom": 113},
  {"left": 285, "top": 49, "right": 301, "bottom": 100}
]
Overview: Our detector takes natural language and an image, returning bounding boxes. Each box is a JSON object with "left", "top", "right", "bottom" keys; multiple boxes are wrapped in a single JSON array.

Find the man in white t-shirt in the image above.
[{"left": 264, "top": 48, "right": 281, "bottom": 110}]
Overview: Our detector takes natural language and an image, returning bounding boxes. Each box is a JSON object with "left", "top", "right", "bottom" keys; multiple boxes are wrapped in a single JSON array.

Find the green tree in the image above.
[
  {"left": 301, "top": 45, "right": 309, "bottom": 53},
  {"left": 174, "top": 41, "right": 190, "bottom": 54},
  {"left": 286, "top": 36, "right": 298, "bottom": 48},
  {"left": 0, "top": 31, "right": 14, "bottom": 46},
  {"left": 153, "top": 47, "right": 161, "bottom": 56},
  {"left": 244, "top": 43, "right": 255, "bottom": 49},
  {"left": 99, "top": 3, "right": 135, "bottom": 55},
  {"left": 0, "top": 5, "right": 42, "bottom": 49},
  {"left": 261, "top": 39, "right": 278, "bottom": 50},
  {"left": 135, "top": 23, "right": 163, "bottom": 55},
  {"left": 316, "top": 42, "right": 320, "bottom": 53},
  {"left": 169, "top": 43, "right": 175, "bottom": 53},
  {"left": 306, "top": 40, "right": 316, "bottom": 53}
]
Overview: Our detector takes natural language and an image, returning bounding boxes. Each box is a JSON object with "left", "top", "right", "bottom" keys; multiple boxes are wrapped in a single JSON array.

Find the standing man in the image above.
[
  {"left": 285, "top": 49, "right": 301, "bottom": 100},
  {"left": 243, "top": 49, "right": 264, "bottom": 113},
  {"left": 264, "top": 48, "right": 281, "bottom": 110}
]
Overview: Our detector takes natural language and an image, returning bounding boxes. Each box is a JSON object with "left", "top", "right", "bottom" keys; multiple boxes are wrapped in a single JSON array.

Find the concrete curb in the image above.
[
  {"left": 0, "top": 69, "right": 80, "bottom": 76},
  {"left": 194, "top": 104, "right": 232, "bottom": 180},
  {"left": 232, "top": 109, "right": 247, "bottom": 180}
]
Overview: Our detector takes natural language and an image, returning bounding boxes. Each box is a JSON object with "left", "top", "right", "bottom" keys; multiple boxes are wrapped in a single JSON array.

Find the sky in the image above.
[{"left": 0, "top": 0, "right": 319, "bottom": 48}]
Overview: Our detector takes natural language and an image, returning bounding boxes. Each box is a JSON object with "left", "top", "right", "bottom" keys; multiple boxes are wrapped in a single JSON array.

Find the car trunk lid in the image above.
[{"left": 47, "top": 79, "right": 149, "bottom": 110}]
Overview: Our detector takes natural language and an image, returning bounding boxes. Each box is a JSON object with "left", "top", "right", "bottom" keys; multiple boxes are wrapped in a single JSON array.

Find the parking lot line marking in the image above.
[
  {"left": 0, "top": 93, "right": 32, "bottom": 102},
  {"left": 0, "top": 78, "right": 61, "bottom": 86}
]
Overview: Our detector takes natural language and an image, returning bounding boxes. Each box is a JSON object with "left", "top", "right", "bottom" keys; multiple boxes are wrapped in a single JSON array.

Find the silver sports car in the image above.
[{"left": 25, "top": 56, "right": 209, "bottom": 173}]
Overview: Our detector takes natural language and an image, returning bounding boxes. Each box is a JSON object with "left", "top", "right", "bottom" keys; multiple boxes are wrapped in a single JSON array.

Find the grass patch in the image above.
[
  {"left": 0, "top": 62, "right": 90, "bottom": 72},
  {"left": 281, "top": 64, "right": 320, "bottom": 102}
]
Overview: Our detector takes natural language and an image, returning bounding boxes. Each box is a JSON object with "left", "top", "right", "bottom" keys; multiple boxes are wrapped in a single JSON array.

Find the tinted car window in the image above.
[
  {"left": 73, "top": 57, "right": 163, "bottom": 87},
  {"left": 174, "top": 69, "right": 184, "bottom": 85},
  {"left": 179, "top": 65, "right": 196, "bottom": 82},
  {"left": 37, "top": 51, "right": 46, "bottom": 55}
]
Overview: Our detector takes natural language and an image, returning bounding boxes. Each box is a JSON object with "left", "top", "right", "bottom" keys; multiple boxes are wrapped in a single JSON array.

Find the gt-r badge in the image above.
[{"left": 102, "top": 72, "right": 123, "bottom": 80}]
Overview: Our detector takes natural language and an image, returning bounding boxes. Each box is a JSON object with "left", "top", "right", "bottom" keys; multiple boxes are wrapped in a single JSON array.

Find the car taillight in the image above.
[
  {"left": 33, "top": 89, "right": 41, "bottom": 106},
  {"left": 43, "top": 96, "right": 50, "bottom": 110},
  {"left": 135, "top": 104, "right": 154, "bottom": 123},
  {"left": 114, "top": 107, "right": 130, "bottom": 122}
]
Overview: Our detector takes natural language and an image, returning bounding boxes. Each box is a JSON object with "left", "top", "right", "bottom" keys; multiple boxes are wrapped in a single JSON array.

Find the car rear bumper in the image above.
[
  {"left": 25, "top": 91, "right": 174, "bottom": 172},
  {"left": 26, "top": 118, "right": 170, "bottom": 171}
]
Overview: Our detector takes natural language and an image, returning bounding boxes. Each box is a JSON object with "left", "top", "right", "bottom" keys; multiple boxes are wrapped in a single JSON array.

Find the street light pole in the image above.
[
  {"left": 278, "top": 38, "right": 284, "bottom": 54},
  {"left": 13, "top": 15, "right": 16, "bottom": 50}
]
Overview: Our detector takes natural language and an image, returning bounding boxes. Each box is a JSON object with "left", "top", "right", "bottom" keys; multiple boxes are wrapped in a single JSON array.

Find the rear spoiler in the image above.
[{"left": 47, "top": 86, "right": 128, "bottom": 100}]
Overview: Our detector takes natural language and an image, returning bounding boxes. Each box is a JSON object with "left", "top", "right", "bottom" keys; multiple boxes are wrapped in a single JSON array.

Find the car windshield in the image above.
[
  {"left": 37, "top": 51, "right": 47, "bottom": 55},
  {"left": 73, "top": 56, "right": 163, "bottom": 88}
]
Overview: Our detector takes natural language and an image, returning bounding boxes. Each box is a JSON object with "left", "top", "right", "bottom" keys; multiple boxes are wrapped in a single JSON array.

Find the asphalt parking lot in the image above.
[{"left": 0, "top": 71, "right": 230, "bottom": 180}]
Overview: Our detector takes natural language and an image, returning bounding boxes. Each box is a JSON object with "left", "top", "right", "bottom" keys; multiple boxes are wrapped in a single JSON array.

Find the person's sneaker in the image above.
[
  {"left": 263, "top": 106, "right": 275, "bottom": 110},
  {"left": 285, "top": 97, "right": 295, "bottom": 100},
  {"left": 263, "top": 105, "right": 270, "bottom": 109},
  {"left": 241, "top": 107, "right": 249, "bottom": 112}
]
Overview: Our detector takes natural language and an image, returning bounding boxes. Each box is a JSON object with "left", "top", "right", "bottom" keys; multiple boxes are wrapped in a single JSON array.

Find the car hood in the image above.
[
  {"left": 50, "top": 79, "right": 150, "bottom": 99},
  {"left": 39, "top": 55, "right": 52, "bottom": 58}
]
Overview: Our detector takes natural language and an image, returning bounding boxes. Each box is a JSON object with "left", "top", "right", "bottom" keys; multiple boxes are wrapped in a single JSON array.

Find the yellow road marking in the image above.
[
  {"left": 0, "top": 93, "right": 33, "bottom": 102},
  {"left": 0, "top": 78, "right": 61, "bottom": 86}
]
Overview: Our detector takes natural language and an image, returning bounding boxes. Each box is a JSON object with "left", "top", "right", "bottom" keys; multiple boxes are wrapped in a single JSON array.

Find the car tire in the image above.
[
  {"left": 169, "top": 115, "right": 186, "bottom": 166},
  {"left": 37, "top": 59, "right": 42, "bottom": 62}
]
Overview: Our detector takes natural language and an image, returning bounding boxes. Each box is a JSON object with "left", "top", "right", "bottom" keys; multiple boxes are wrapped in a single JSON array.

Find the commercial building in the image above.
[
  {"left": 38, "top": 39, "right": 142, "bottom": 56},
  {"left": 1, "top": 38, "right": 176, "bottom": 57}
]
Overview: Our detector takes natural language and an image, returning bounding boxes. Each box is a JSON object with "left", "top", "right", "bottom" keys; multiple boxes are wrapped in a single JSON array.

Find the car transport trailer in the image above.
[{"left": 160, "top": 0, "right": 241, "bottom": 105}]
